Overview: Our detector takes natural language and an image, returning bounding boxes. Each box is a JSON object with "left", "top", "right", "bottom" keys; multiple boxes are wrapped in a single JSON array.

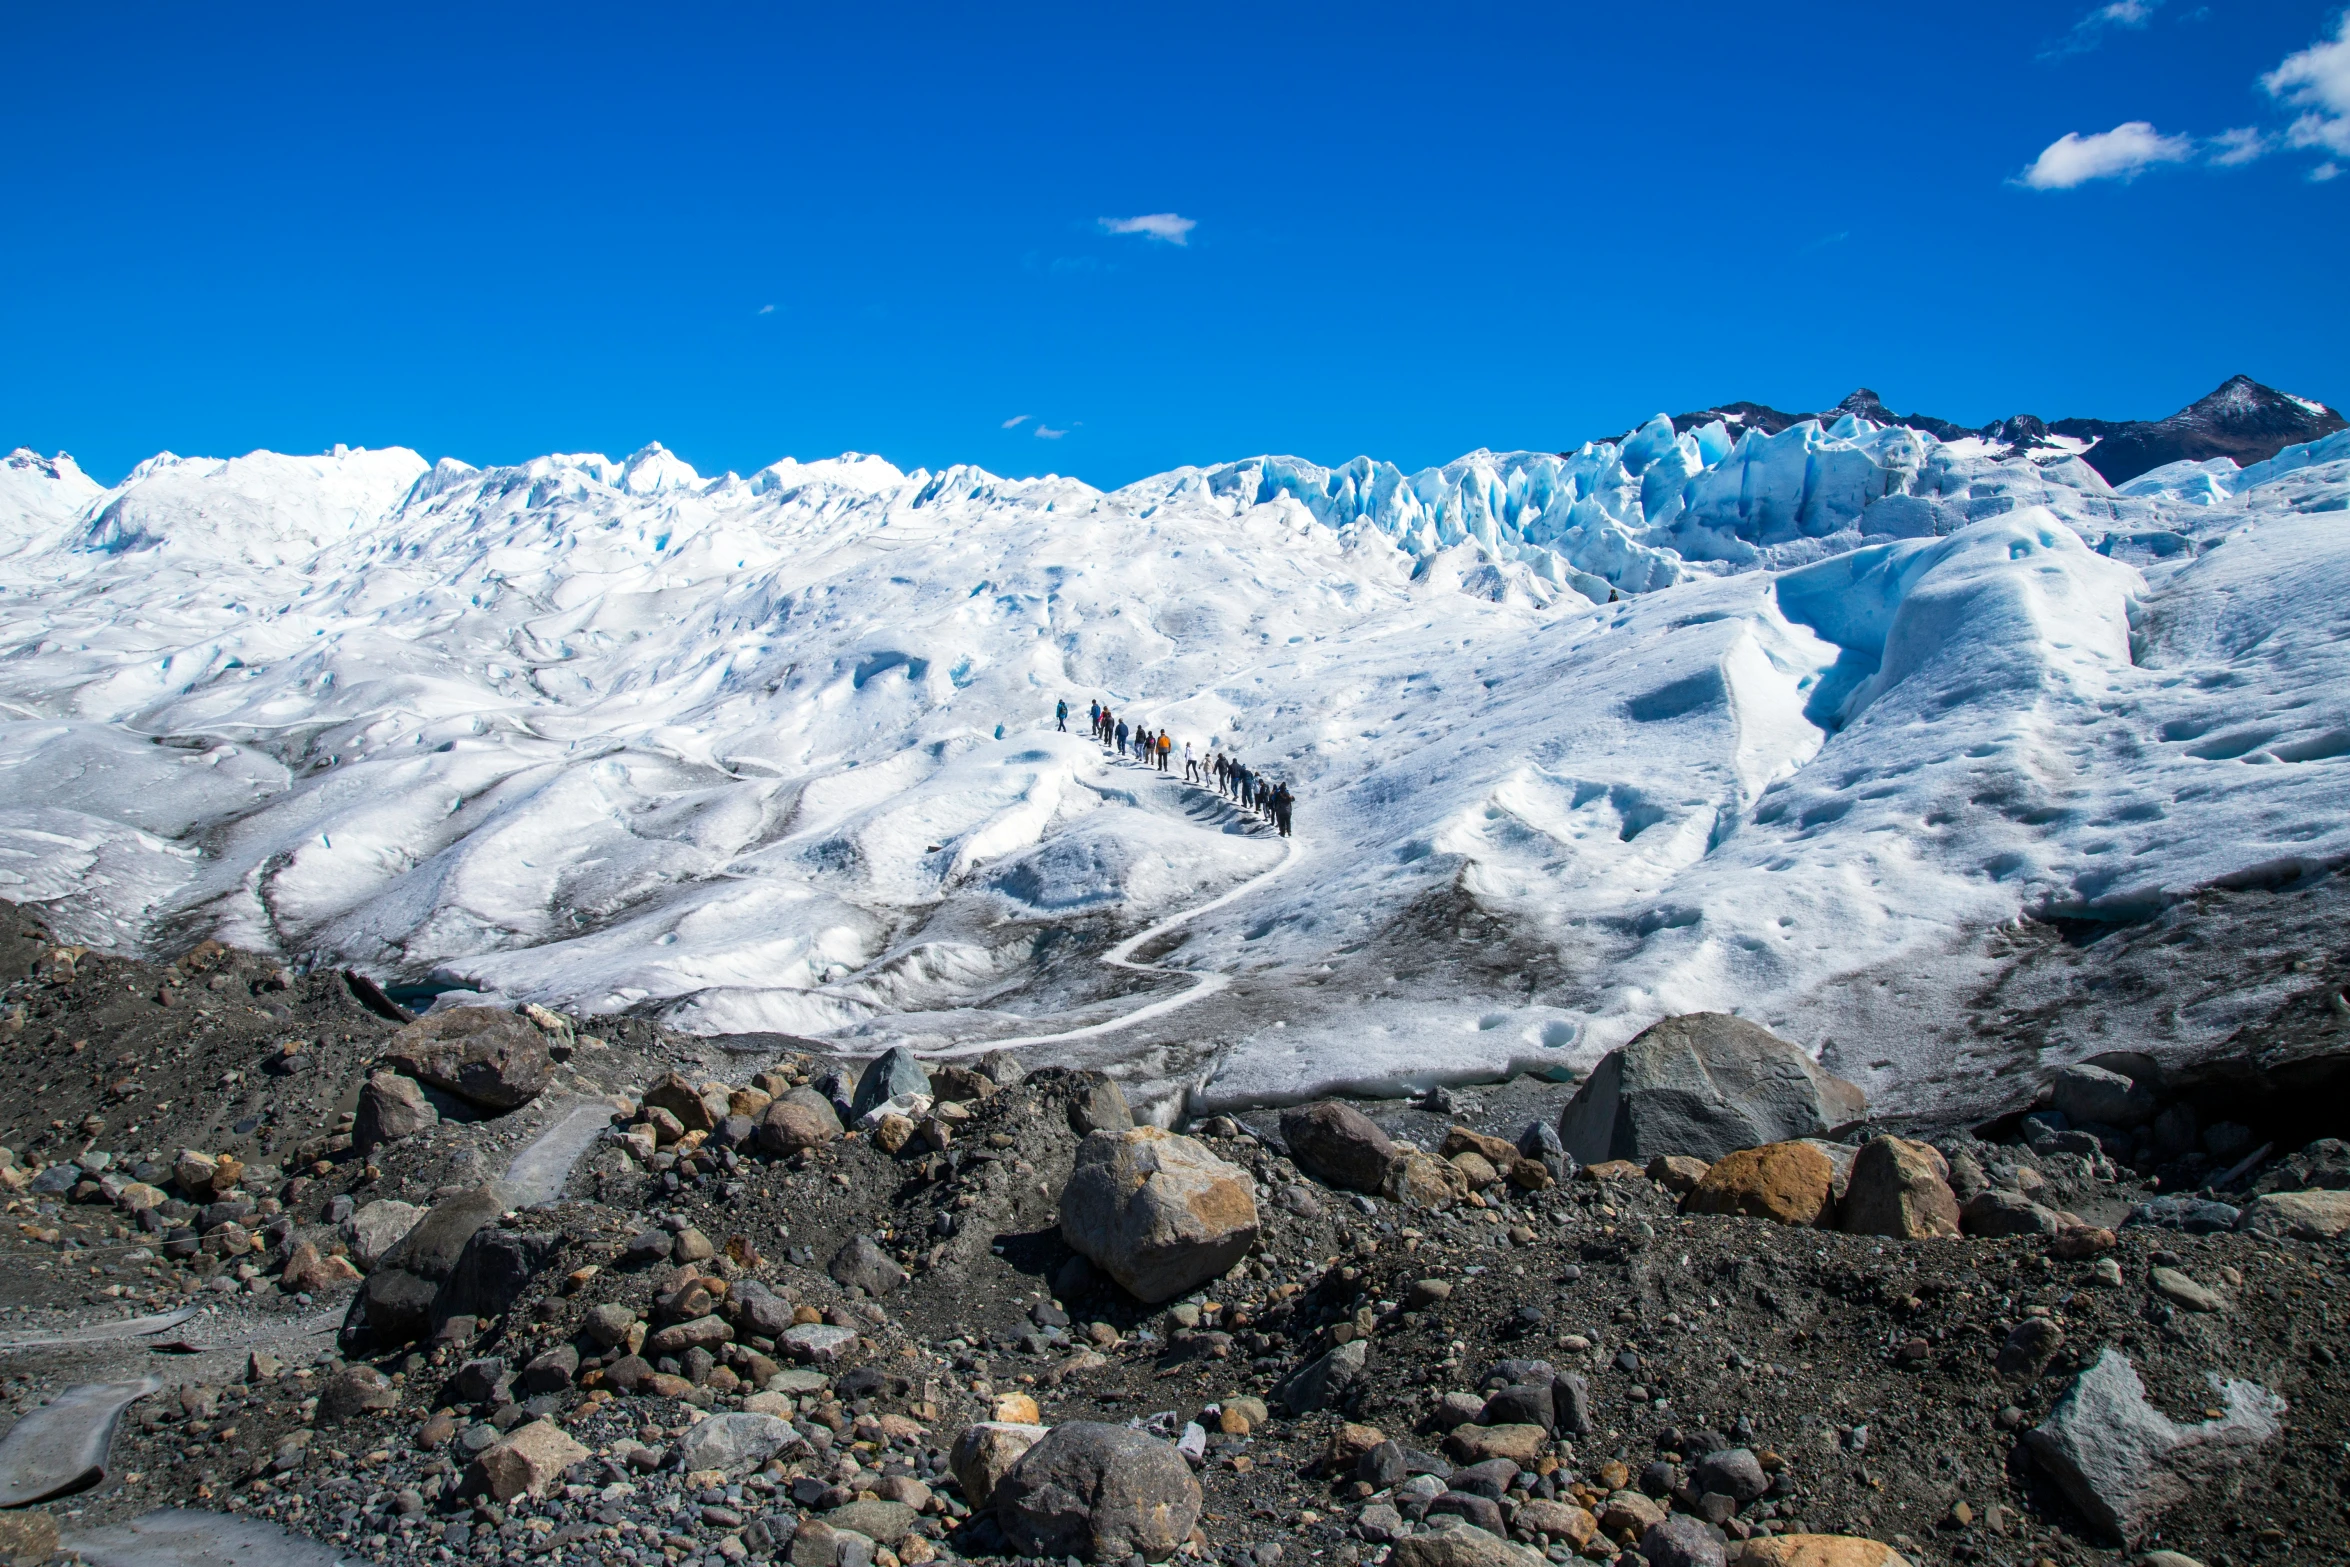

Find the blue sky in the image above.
[{"left": 2, "top": 1, "right": 2344, "bottom": 487}]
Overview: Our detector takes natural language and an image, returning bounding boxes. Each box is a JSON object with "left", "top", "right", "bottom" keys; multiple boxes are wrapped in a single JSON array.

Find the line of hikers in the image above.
[{"left": 1067, "top": 697, "right": 1294, "bottom": 837}]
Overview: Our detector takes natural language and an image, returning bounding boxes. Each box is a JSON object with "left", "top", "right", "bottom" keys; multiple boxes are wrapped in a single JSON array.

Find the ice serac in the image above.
[{"left": 0, "top": 387, "right": 2343, "bottom": 1125}]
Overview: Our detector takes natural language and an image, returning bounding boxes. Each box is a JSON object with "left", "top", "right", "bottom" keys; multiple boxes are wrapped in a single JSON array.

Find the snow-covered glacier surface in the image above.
[{"left": 4, "top": 418, "right": 2348, "bottom": 1120}]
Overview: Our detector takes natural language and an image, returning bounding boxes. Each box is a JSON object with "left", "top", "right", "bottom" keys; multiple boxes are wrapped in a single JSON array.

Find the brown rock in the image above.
[
  {"left": 1448, "top": 1150, "right": 1502, "bottom": 1190},
  {"left": 1581, "top": 1159, "right": 1644, "bottom": 1182},
  {"left": 643, "top": 1071, "right": 728, "bottom": 1133},
  {"left": 993, "top": 1392, "right": 1042, "bottom": 1424},
  {"left": 382, "top": 1006, "right": 553, "bottom": 1110},
  {"left": 354, "top": 1070, "right": 438, "bottom": 1152},
  {"left": 728, "top": 1086, "right": 774, "bottom": 1119},
  {"left": 2049, "top": 1224, "right": 2118, "bottom": 1259},
  {"left": 1646, "top": 1154, "right": 1712, "bottom": 1194},
  {"left": 872, "top": 1113, "right": 917, "bottom": 1155},
  {"left": 1725, "top": 1537, "right": 1915, "bottom": 1567},
  {"left": 1514, "top": 1499, "right": 1599, "bottom": 1546},
  {"left": 1441, "top": 1126, "right": 1521, "bottom": 1165},
  {"left": 1599, "top": 1490, "right": 1666, "bottom": 1537},
  {"left": 1280, "top": 1101, "right": 1396, "bottom": 1193},
  {"left": 1385, "top": 1147, "right": 1471, "bottom": 1209},
  {"left": 1682, "top": 1141, "right": 1836, "bottom": 1227},
  {"left": 2235, "top": 1189, "right": 2350, "bottom": 1241},
  {"left": 757, "top": 1097, "right": 842, "bottom": 1157},
  {"left": 281, "top": 1242, "right": 363, "bottom": 1292},
  {"left": 1839, "top": 1137, "right": 1959, "bottom": 1240},
  {"left": 1387, "top": 1530, "right": 1549, "bottom": 1567},
  {"left": 930, "top": 1064, "right": 998, "bottom": 1103},
  {"left": 1444, "top": 1423, "right": 1548, "bottom": 1464},
  {"left": 1324, "top": 1422, "right": 1387, "bottom": 1466},
  {"left": 0, "top": 1511, "right": 60, "bottom": 1564},
  {"left": 470, "top": 1418, "right": 589, "bottom": 1501},
  {"left": 1507, "top": 1157, "right": 1554, "bottom": 1191}
]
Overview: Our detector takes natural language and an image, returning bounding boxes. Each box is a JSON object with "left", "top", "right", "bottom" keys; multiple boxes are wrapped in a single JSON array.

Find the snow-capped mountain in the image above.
[
  {"left": 1623, "top": 376, "right": 2345, "bottom": 488},
  {"left": 4, "top": 397, "right": 2348, "bottom": 1122}
]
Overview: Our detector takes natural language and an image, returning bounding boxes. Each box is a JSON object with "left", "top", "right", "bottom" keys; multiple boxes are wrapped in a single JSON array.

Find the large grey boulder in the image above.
[
  {"left": 994, "top": 1421, "right": 1202, "bottom": 1562},
  {"left": 1638, "top": 1516, "right": 1726, "bottom": 1567},
  {"left": 2022, "top": 1348, "right": 2283, "bottom": 1543},
  {"left": 1274, "top": 1338, "right": 1368, "bottom": 1414},
  {"left": 341, "top": 1199, "right": 424, "bottom": 1271},
  {"left": 1065, "top": 1071, "right": 1134, "bottom": 1136},
  {"left": 850, "top": 1048, "right": 931, "bottom": 1122},
  {"left": 1555, "top": 1013, "right": 1865, "bottom": 1165},
  {"left": 1060, "top": 1128, "right": 1258, "bottom": 1304},
  {"left": 827, "top": 1236, "right": 906, "bottom": 1296},
  {"left": 1279, "top": 1101, "right": 1396, "bottom": 1193},
  {"left": 2049, "top": 1063, "right": 2157, "bottom": 1130},
  {"left": 381, "top": 1008, "right": 552, "bottom": 1111}
]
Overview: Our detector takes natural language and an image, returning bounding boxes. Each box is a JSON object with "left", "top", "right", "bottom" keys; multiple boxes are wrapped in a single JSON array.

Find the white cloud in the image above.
[
  {"left": 2018, "top": 121, "right": 2193, "bottom": 188},
  {"left": 2043, "top": 0, "right": 2161, "bottom": 57},
  {"left": 2207, "top": 126, "right": 2269, "bottom": 166},
  {"left": 756, "top": 304, "right": 775, "bottom": 315},
  {"left": 2264, "top": 14, "right": 2350, "bottom": 159},
  {"left": 1001, "top": 414, "right": 1030, "bottom": 429},
  {"left": 1034, "top": 425, "right": 1068, "bottom": 440},
  {"left": 2313, "top": 160, "right": 2343, "bottom": 181},
  {"left": 1099, "top": 213, "right": 1197, "bottom": 246}
]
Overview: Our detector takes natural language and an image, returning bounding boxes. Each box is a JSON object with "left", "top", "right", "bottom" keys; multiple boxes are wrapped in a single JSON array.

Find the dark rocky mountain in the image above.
[{"left": 1601, "top": 375, "right": 2345, "bottom": 487}]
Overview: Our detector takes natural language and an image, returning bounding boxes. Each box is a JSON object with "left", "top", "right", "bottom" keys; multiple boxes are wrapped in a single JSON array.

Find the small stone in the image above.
[
  {"left": 1406, "top": 1277, "right": 1454, "bottom": 1309},
  {"left": 674, "top": 1411, "right": 797, "bottom": 1474},
  {"left": 1444, "top": 1423, "right": 1547, "bottom": 1464},
  {"left": 1273, "top": 1338, "right": 1367, "bottom": 1414},
  {"left": 674, "top": 1226, "right": 716, "bottom": 1263},
  {"left": 1996, "top": 1318, "right": 2066, "bottom": 1380},
  {"left": 2049, "top": 1224, "right": 2118, "bottom": 1260},
  {"left": 1640, "top": 1514, "right": 1727, "bottom": 1567},
  {"left": 1725, "top": 1540, "right": 1915, "bottom": 1566},
  {"left": 1646, "top": 1155, "right": 1712, "bottom": 1194},
  {"left": 1386, "top": 1529, "right": 1547, "bottom": 1567},
  {"left": 316, "top": 1364, "right": 399, "bottom": 1425},
  {"left": 758, "top": 1096, "right": 843, "bottom": 1157},
  {"left": 871, "top": 1113, "right": 917, "bottom": 1154},
  {"left": 2149, "top": 1266, "right": 2224, "bottom": 1313},
  {"left": 583, "top": 1303, "right": 639, "bottom": 1347},
  {"left": 1959, "top": 1189, "right": 2062, "bottom": 1238},
  {"left": 828, "top": 1235, "right": 906, "bottom": 1295},
  {"left": 780, "top": 1323, "right": 859, "bottom": 1363},
  {"left": 1689, "top": 1448, "right": 1768, "bottom": 1504}
]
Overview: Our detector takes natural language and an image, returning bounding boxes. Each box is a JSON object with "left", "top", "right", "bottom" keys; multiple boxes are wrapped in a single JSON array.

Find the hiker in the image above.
[
  {"left": 1273, "top": 782, "right": 1294, "bottom": 836},
  {"left": 1115, "top": 718, "right": 1128, "bottom": 755},
  {"left": 1183, "top": 742, "right": 1198, "bottom": 783},
  {"left": 1056, "top": 699, "right": 1068, "bottom": 732},
  {"left": 1089, "top": 699, "right": 1100, "bottom": 737},
  {"left": 1157, "top": 732, "right": 1171, "bottom": 772}
]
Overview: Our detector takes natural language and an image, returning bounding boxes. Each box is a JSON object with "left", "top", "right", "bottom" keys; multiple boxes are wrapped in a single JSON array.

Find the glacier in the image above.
[{"left": 3, "top": 410, "right": 2348, "bottom": 1124}]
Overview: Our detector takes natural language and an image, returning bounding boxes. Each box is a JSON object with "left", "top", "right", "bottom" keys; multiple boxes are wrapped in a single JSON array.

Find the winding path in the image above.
[{"left": 926, "top": 758, "right": 1306, "bottom": 1059}]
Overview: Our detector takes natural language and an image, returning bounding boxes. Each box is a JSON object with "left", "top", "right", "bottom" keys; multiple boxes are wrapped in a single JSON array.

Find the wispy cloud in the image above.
[
  {"left": 756, "top": 303, "right": 776, "bottom": 315},
  {"left": 2265, "top": 12, "right": 2350, "bottom": 158},
  {"left": 2018, "top": 121, "right": 2193, "bottom": 187},
  {"left": 1794, "top": 230, "right": 1850, "bottom": 256},
  {"left": 1001, "top": 414, "right": 1031, "bottom": 429},
  {"left": 2042, "top": 0, "right": 2162, "bottom": 58},
  {"left": 1034, "top": 425, "right": 1068, "bottom": 440},
  {"left": 2207, "top": 126, "right": 2269, "bottom": 166},
  {"left": 2312, "top": 160, "right": 2342, "bottom": 181},
  {"left": 1098, "top": 213, "right": 1197, "bottom": 246}
]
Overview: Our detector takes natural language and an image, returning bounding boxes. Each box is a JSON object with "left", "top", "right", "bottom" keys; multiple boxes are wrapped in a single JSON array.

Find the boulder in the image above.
[
  {"left": 381, "top": 1007, "right": 552, "bottom": 1110},
  {"left": 1995, "top": 1318, "right": 2066, "bottom": 1380},
  {"left": 828, "top": 1500, "right": 918, "bottom": 1545},
  {"left": 281, "top": 1244, "right": 362, "bottom": 1292},
  {"left": 930, "top": 1064, "right": 997, "bottom": 1103},
  {"left": 1387, "top": 1527, "right": 1549, "bottom": 1567},
  {"left": 1838, "top": 1137, "right": 1959, "bottom": 1240},
  {"left": 643, "top": 1072, "right": 730, "bottom": 1134},
  {"left": 357, "top": 1184, "right": 505, "bottom": 1344},
  {"left": 2022, "top": 1348, "right": 2283, "bottom": 1543},
  {"left": 780, "top": 1323, "right": 859, "bottom": 1363},
  {"left": 1689, "top": 1449, "right": 1768, "bottom": 1504},
  {"left": 437, "top": 1227, "right": 560, "bottom": 1324},
  {"left": 1274, "top": 1338, "right": 1368, "bottom": 1414},
  {"left": 2049, "top": 1063, "right": 2157, "bottom": 1130},
  {"left": 1059, "top": 1127, "right": 1259, "bottom": 1304},
  {"left": 521, "top": 1345, "right": 578, "bottom": 1394},
  {"left": 758, "top": 1096, "right": 843, "bottom": 1157},
  {"left": 1476, "top": 1385, "right": 1554, "bottom": 1432},
  {"left": 674, "top": 1412, "right": 796, "bottom": 1474},
  {"left": 950, "top": 1421, "right": 1048, "bottom": 1508},
  {"left": 342, "top": 1199, "right": 425, "bottom": 1271},
  {"left": 444, "top": 1356, "right": 511, "bottom": 1405},
  {"left": 1960, "top": 1189, "right": 2061, "bottom": 1238},
  {"left": 828, "top": 1236, "right": 906, "bottom": 1296},
  {"left": 469, "top": 1418, "right": 588, "bottom": 1501},
  {"left": 353, "top": 1071, "right": 438, "bottom": 1152},
  {"left": 1681, "top": 1142, "right": 1835, "bottom": 1227},
  {"left": 1725, "top": 1540, "right": 1915, "bottom": 1567},
  {"left": 994, "top": 1421, "right": 1203, "bottom": 1562},
  {"left": 1513, "top": 1499, "right": 1598, "bottom": 1546},
  {"left": 647, "top": 1315, "right": 734, "bottom": 1356},
  {"left": 850, "top": 1047, "right": 931, "bottom": 1123},
  {"left": 1279, "top": 1102, "right": 1395, "bottom": 1194},
  {"left": 1556, "top": 1013, "right": 1865, "bottom": 1165},
  {"left": 1065, "top": 1071, "right": 1134, "bottom": 1136},
  {"left": 583, "top": 1303, "right": 639, "bottom": 1348},
  {"left": 2236, "top": 1188, "right": 2350, "bottom": 1240}
]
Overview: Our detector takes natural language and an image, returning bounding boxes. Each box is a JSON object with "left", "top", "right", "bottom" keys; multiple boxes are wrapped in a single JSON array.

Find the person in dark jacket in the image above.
[
  {"left": 1115, "top": 719, "right": 1129, "bottom": 755},
  {"left": 1056, "top": 699, "right": 1068, "bottom": 732}
]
